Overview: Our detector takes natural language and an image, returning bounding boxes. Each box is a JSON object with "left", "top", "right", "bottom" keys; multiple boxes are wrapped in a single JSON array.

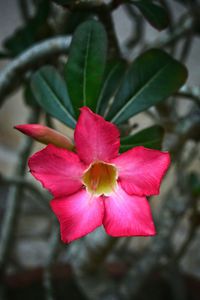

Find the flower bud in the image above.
[{"left": 14, "top": 124, "right": 74, "bottom": 150}]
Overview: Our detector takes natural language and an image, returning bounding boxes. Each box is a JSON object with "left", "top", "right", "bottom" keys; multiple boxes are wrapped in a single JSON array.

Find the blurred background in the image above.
[{"left": 0, "top": 0, "right": 200, "bottom": 299}]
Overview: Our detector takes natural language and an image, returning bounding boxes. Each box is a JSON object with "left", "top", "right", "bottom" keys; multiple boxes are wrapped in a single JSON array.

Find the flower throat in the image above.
[{"left": 82, "top": 162, "right": 118, "bottom": 196}]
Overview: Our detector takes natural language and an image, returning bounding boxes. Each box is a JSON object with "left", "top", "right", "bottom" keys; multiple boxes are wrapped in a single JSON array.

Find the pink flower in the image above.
[{"left": 27, "top": 107, "right": 170, "bottom": 243}]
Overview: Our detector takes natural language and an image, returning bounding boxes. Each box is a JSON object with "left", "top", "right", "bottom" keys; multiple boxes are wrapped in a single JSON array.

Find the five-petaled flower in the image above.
[{"left": 19, "top": 107, "right": 170, "bottom": 243}]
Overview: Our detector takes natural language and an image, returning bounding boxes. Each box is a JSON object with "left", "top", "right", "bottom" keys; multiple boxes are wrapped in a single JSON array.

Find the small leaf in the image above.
[
  {"left": 131, "top": 0, "right": 169, "bottom": 30},
  {"left": 65, "top": 20, "right": 107, "bottom": 117},
  {"left": 120, "top": 125, "right": 164, "bottom": 152},
  {"left": 31, "top": 66, "right": 76, "bottom": 128},
  {"left": 107, "top": 49, "right": 188, "bottom": 125},
  {"left": 96, "top": 61, "right": 126, "bottom": 116}
]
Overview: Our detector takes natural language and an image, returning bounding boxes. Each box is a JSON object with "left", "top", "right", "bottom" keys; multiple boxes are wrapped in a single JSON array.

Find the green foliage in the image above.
[
  {"left": 131, "top": 0, "right": 169, "bottom": 30},
  {"left": 65, "top": 20, "right": 107, "bottom": 117},
  {"left": 96, "top": 61, "right": 127, "bottom": 116},
  {"left": 31, "top": 66, "right": 76, "bottom": 128},
  {"left": 23, "top": 84, "right": 40, "bottom": 108},
  {"left": 188, "top": 173, "right": 200, "bottom": 197},
  {"left": 64, "top": 12, "right": 94, "bottom": 34},
  {"left": 107, "top": 49, "right": 188, "bottom": 125},
  {"left": 120, "top": 125, "right": 164, "bottom": 152},
  {"left": 3, "top": 0, "right": 51, "bottom": 56}
]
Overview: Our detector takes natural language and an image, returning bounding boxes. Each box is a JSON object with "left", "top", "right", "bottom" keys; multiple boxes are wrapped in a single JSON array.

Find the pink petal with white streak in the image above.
[
  {"left": 51, "top": 189, "right": 104, "bottom": 243},
  {"left": 103, "top": 184, "right": 156, "bottom": 237}
]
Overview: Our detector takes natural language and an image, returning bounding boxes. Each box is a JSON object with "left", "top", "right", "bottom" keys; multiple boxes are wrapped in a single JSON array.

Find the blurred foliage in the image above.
[
  {"left": 3, "top": 0, "right": 52, "bottom": 57},
  {"left": 0, "top": 0, "right": 200, "bottom": 300},
  {"left": 130, "top": 0, "right": 169, "bottom": 30},
  {"left": 120, "top": 125, "right": 164, "bottom": 152}
]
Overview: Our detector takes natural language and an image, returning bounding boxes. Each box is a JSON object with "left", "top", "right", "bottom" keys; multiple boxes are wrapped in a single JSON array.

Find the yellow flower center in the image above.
[{"left": 82, "top": 161, "right": 118, "bottom": 196}]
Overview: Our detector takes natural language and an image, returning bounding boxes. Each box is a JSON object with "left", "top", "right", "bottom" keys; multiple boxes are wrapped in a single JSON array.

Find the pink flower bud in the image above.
[{"left": 14, "top": 124, "right": 74, "bottom": 150}]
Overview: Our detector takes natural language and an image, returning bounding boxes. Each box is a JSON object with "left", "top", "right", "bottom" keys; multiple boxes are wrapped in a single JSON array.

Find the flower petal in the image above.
[
  {"left": 112, "top": 146, "right": 170, "bottom": 196},
  {"left": 74, "top": 107, "right": 120, "bottom": 164},
  {"left": 103, "top": 184, "right": 156, "bottom": 237},
  {"left": 28, "top": 144, "right": 85, "bottom": 197},
  {"left": 50, "top": 190, "right": 104, "bottom": 243}
]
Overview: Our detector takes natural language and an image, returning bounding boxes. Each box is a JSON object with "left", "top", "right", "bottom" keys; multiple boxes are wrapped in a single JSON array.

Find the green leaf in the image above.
[
  {"left": 65, "top": 20, "right": 107, "bottom": 117},
  {"left": 64, "top": 12, "right": 93, "bottom": 34},
  {"left": 107, "top": 49, "right": 188, "bottom": 125},
  {"left": 31, "top": 66, "right": 76, "bottom": 128},
  {"left": 131, "top": 0, "right": 169, "bottom": 30},
  {"left": 120, "top": 125, "right": 164, "bottom": 152},
  {"left": 23, "top": 84, "right": 39, "bottom": 108},
  {"left": 96, "top": 61, "right": 126, "bottom": 116}
]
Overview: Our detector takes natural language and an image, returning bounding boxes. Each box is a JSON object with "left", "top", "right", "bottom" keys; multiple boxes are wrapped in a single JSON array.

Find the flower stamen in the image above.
[{"left": 82, "top": 161, "right": 118, "bottom": 196}]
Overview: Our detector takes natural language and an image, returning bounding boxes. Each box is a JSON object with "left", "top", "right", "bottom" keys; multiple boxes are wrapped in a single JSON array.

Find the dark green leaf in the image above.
[
  {"left": 0, "top": 51, "right": 10, "bottom": 59},
  {"left": 188, "top": 173, "right": 200, "bottom": 197},
  {"left": 31, "top": 66, "right": 76, "bottom": 128},
  {"left": 131, "top": 0, "right": 169, "bottom": 30},
  {"left": 65, "top": 20, "right": 107, "bottom": 117},
  {"left": 96, "top": 61, "right": 126, "bottom": 116},
  {"left": 64, "top": 12, "right": 94, "bottom": 34},
  {"left": 107, "top": 49, "right": 187, "bottom": 125},
  {"left": 120, "top": 125, "right": 164, "bottom": 152},
  {"left": 23, "top": 84, "right": 39, "bottom": 108}
]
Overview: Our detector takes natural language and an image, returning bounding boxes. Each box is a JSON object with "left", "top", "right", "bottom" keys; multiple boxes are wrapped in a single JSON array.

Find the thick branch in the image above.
[{"left": 0, "top": 36, "right": 71, "bottom": 107}]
